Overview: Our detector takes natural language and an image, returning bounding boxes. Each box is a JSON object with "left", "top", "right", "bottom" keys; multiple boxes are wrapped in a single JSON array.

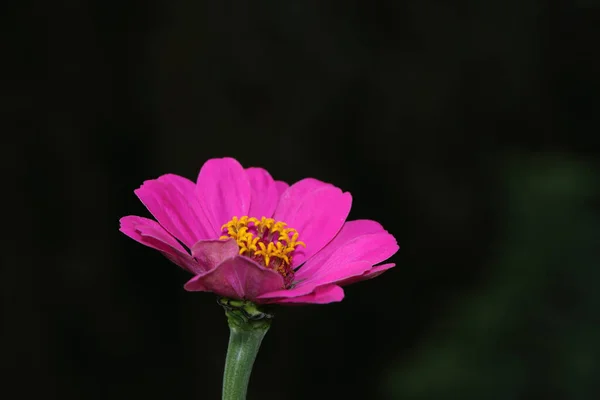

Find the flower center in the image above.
[{"left": 220, "top": 216, "right": 306, "bottom": 287}]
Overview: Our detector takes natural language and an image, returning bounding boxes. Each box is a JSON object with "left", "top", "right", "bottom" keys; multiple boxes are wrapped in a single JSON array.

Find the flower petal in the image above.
[
  {"left": 119, "top": 215, "right": 201, "bottom": 273},
  {"left": 246, "top": 167, "right": 279, "bottom": 219},
  {"left": 297, "top": 231, "right": 397, "bottom": 287},
  {"left": 266, "top": 284, "right": 344, "bottom": 304},
  {"left": 273, "top": 178, "right": 330, "bottom": 219},
  {"left": 293, "top": 220, "right": 385, "bottom": 278},
  {"left": 190, "top": 239, "right": 240, "bottom": 273},
  {"left": 258, "top": 229, "right": 397, "bottom": 299},
  {"left": 337, "top": 263, "right": 396, "bottom": 286},
  {"left": 183, "top": 256, "right": 284, "bottom": 300},
  {"left": 157, "top": 174, "right": 216, "bottom": 237},
  {"left": 274, "top": 180, "right": 289, "bottom": 197},
  {"left": 196, "top": 157, "right": 252, "bottom": 233},
  {"left": 134, "top": 174, "right": 215, "bottom": 248},
  {"left": 274, "top": 179, "right": 352, "bottom": 266}
]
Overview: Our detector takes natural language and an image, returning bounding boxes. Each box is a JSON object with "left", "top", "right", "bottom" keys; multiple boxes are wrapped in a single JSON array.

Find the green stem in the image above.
[{"left": 219, "top": 298, "right": 273, "bottom": 400}]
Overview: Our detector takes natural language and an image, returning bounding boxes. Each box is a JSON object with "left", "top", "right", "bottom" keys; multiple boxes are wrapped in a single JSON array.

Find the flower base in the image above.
[{"left": 219, "top": 298, "right": 273, "bottom": 400}]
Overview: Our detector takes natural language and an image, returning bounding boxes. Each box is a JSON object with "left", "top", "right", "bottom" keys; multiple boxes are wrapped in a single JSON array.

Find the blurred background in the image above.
[{"left": 3, "top": 1, "right": 600, "bottom": 399}]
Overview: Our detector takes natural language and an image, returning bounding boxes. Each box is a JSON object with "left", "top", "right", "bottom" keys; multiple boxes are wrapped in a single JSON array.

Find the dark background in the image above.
[{"left": 3, "top": 1, "right": 600, "bottom": 399}]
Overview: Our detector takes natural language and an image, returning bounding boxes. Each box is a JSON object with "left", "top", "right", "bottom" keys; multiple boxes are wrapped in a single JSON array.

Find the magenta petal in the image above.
[
  {"left": 259, "top": 230, "right": 397, "bottom": 299},
  {"left": 120, "top": 215, "right": 186, "bottom": 253},
  {"left": 337, "top": 263, "right": 396, "bottom": 286},
  {"left": 274, "top": 179, "right": 352, "bottom": 266},
  {"left": 156, "top": 174, "right": 216, "bottom": 237},
  {"left": 274, "top": 180, "right": 289, "bottom": 197},
  {"left": 266, "top": 284, "right": 344, "bottom": 304},
  {"left": 119, "top": 216, "right": 200, "bottom": 273},
  {"left": 258, "top": 261, "right": 371, "bottom": 299},
  {"left": 296, "top": 219, "right": 395, "bottom": 279},
  {"left": 183, "top": 256, "right": 284, "bottom": 300},
  {"left": 134, "top": 174, "right": 215, "bottom": 248},
  {"left": 245, "top": 167, "right": 279, "bottom": 219},
  {"left": 273, "top": 178, "right": 331, "bottom": 220},
  {"left": 297, "top": 231, "right": 398, "bottom": 283},
  {"left": 190, "top": 239, "right": 240, "bottom": 273},
  {"left": 196, "top": 158, "right": 252, "bottom": 232},
  {"left": 294, "top": 220, "right": 383, "bottom": 278}
]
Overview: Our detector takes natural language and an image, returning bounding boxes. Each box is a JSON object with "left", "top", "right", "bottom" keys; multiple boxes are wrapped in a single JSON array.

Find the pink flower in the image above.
[{"left": 120, "top": 157, "right": 399, "bottom": 304}]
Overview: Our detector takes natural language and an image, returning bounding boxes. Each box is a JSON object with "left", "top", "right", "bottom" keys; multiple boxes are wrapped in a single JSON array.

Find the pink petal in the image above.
[
  {"left": 259, "top": 230, "right": 397, "bottom": 299},
  {"left": 134, "top": 174, "right": 215, "bottom": 248},
  {"left": 273, "top": 178, "right": 330, "bottom": 219},
  {"left": 274, "top": 180, "right": 289, "bottom": 197},
  {"left": 190, "top": 239, "right": 240, "bottom": 273},
  {"left": 266, "top": 284, "right": 344, "bottom": 304},
  {"left": 245, "top": 167, "right": 279, "bottom": 219},
  {"left": 337, "top": 263, "right": 396, "bottom": 286},
  {"left": 183, "top": 256, "right": 284, "bottom": 300},
  {"left": 298, "top": 231, "right": 397, "bottom": 285},
  {"left": 274, "top": 179, "right": 352, "bottom": 266},
  {"left": 119, "top": 216, "right": 201, "bottom": 273},
  {"left": 294, "top": 219, "right": 387, "bottom": 278},
  {"left": 157, "top": 174, "right": 216, "bottom": 237},
  {"left": 195, "top": 157, "right": 252, "bottom": 233}
]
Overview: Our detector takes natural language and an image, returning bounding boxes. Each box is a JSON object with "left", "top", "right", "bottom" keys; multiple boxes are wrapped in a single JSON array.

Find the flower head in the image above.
[{"left": 119, "top": 157, "right": 399, "bottom": 304}]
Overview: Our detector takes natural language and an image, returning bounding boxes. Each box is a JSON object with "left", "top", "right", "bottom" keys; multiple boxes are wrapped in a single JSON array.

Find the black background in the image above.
[{"left": 3, "top": 1, "right": 600, "bottom": 399}]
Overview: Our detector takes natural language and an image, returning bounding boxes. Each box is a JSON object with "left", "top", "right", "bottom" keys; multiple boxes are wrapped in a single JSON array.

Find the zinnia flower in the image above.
[{"left": 119, "top": 157, "right": 398, "bottom": 304}]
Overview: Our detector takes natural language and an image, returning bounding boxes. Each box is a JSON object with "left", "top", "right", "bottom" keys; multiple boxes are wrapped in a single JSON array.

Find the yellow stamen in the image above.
[{"left": 220, "top": 216, "right": 305, "bottom": 272}]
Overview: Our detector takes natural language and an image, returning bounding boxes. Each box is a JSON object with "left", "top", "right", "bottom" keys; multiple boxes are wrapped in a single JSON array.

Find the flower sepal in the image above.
[{"left": 218, "top": 297, "right": 274, "bottom": 330}]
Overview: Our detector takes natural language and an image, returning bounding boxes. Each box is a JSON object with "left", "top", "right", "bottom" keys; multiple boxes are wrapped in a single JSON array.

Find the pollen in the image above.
[{"left": 220, "top": 216, "right": 306, "bottom": 286}]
